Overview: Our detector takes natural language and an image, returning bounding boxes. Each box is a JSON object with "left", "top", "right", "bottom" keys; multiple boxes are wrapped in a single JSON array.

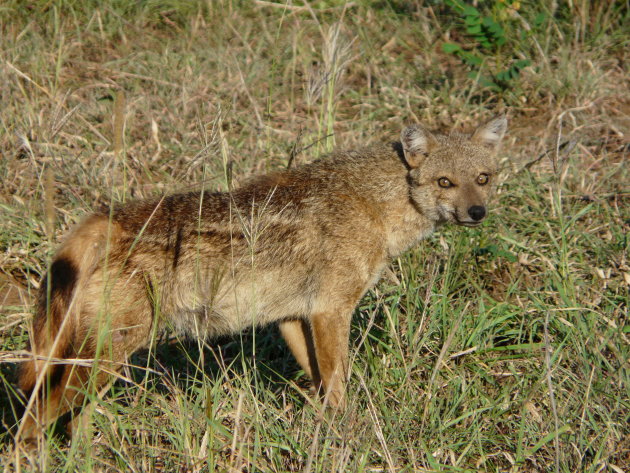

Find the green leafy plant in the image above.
[{"left": 442, "top": 0, "right": 531, "bottom": 91}]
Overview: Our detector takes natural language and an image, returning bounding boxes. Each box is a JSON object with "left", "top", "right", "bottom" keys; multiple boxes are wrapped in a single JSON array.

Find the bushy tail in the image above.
[
  {"left": 18, "top": 253, "right": 79, "bottom": 399},
  {"left": 18, "top": 215, "right": 116, "bottom": 424}
]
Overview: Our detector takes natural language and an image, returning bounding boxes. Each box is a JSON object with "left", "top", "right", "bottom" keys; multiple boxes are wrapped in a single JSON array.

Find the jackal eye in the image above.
[
  {"left": 438, "top": 177, "right": 452, "bottom": 188},
  {"left": 477, "top": 173, "right": 489, "bottom": 185}
]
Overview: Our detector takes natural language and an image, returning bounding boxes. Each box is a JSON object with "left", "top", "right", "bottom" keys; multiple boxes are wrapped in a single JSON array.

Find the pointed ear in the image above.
[
  {"left": 471, "top": 115, "right": 507, "bottom": 151},
  {"left": 400, "top": 124, "right": 438, "bottom": 168}
]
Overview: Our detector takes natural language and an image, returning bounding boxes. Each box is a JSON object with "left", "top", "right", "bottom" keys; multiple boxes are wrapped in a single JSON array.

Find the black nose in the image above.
[{"left": 468, "top": 206, "right": 486, "bottom": 221}]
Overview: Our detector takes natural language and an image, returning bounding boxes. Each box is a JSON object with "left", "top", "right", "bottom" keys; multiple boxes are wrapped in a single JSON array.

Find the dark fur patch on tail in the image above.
[
  {"left": 35, "top": 256, "right": 78, "bottom": 330},
  {"left": 19, "top": 338, "right": 73, "bottom": 404},
  {"left": 49, "top": 364, "right": 66, "bottom": 389},
  {"left": 47, "top": 257, "right": 78, "bottom": 307},
  {"left": 48, "top": 341, "right": 74, "bottom": 390}
]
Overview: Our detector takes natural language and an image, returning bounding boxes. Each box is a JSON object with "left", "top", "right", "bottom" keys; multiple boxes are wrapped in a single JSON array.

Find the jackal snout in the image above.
[{"left": 449, "top": 180, "right": 491, "bottom": 226}]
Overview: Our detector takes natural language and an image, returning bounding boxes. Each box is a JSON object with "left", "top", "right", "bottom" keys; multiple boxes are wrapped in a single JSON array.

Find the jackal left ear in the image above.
[
  {"left": 471, "top": 115, "right": 508, "bottom": 151},
  {"left": 401, "top": 124, "right": 438, "bottom": 168}
]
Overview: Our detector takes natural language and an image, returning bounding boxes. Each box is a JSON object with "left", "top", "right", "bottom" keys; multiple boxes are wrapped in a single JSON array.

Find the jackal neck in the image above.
[{"left": 307, "top": 142, "right": 436, "bottom": 258}]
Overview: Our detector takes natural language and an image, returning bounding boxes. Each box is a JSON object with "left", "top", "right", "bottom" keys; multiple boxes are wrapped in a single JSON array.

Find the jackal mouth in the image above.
[
  {"left": 457, "top": 221, "right": 483, "bottom": 227},
  {"left": 452, "top": 213, "right": 483, "bottom": 227}
]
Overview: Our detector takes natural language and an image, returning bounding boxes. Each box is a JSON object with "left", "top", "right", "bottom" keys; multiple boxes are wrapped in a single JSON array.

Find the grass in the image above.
[{"left": 0, "top": 0, "right": 628, "bottom": 471}]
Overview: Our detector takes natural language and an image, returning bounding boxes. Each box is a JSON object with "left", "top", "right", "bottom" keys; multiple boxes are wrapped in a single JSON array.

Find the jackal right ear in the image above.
[
  {"left": 471, "top": 115, "right": 508, "bottom": 151},
  {"left": 400, "top": 124, "right": 438, "bottom": 168}
]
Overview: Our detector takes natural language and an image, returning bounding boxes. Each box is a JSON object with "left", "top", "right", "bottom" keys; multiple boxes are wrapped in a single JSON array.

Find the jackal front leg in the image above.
[
  {"left": 310, "top": 310, "right": 352, "bottom": 409},
  {"left": 279, "top": 319, "right": 321, "bottom": 385}
]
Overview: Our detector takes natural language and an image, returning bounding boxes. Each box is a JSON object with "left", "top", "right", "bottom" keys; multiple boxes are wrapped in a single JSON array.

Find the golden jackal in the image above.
[{"left": 18, "top": 115, "right": 507, "bottom": 441}]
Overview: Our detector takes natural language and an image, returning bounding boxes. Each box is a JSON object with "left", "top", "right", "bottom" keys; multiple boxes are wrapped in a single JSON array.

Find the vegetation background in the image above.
[{"left": 0, "top": 0, "right": 627, "bottom": 471}]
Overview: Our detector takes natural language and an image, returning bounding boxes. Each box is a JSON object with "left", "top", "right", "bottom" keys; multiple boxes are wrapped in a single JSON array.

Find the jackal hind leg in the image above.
[
  {"left": 22, "top": 283, "right": 154, "bottom": 442},
  {"left": 65, "top": 297, "right": 154, "bottom": 439},
  {"left": 279, "top": 319, "right": 321, "bottom": 387}
]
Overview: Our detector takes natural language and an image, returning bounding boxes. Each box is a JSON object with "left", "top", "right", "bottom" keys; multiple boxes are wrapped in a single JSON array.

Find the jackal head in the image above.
[{"left": 401, "top": 116, "right": 507, "bottom": 227}]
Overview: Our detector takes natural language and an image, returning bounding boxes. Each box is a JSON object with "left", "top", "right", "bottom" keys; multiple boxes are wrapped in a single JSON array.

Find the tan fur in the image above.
[{"left": 18, "top": 116, "right": 507, "bottom": 440}]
